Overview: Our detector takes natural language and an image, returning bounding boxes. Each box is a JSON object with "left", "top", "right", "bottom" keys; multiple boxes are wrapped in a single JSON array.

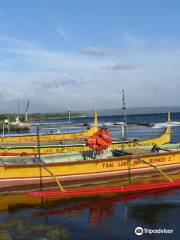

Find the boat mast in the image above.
[{"left": 25, "top": 99, "right": 29, "bottom": 122}]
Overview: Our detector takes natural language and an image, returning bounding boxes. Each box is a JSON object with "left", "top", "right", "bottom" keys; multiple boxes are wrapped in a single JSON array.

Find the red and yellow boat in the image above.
[{"left": 0, "top": 144, "right": 179, "bottom": 193}]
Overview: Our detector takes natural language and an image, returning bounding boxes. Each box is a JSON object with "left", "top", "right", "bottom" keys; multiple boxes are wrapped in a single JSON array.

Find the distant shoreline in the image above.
[
  {"left": 1, "top": 106, "right": 180, "bottom": 120},
  {"left": 82, "top": 106, "right": 180, "bottom": 116},
  {"left": 0, "top": 113, "right": 85, "bottom": 122}
]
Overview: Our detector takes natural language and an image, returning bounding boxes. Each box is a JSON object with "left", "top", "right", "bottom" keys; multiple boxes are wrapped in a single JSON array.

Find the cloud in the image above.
[
  {"left": 0, "top": 35, "right": 180, "bottom": 111},
  {"left": 56, "top": 25, "right": 71, "bottom": 44},
  {"left": 0, "top": 36, "right": 39, "bottom": 49},
  {"left": 0, "top": 36, "right": 104, "bottom": 71},
  {"left": 119, "top": 31, "right": 146, "bottom": 51},
  {"left": 35, "top": 75, "right": 82, "bottom": 90},
  {"left": 82, "top": 46, "right": 112, "bottom": 56},
  {"left": 0, "top": 85, "right": 19, "bottom": 101},
  {"left": 102, "top": 62, "right": 141, "bottom": 71}
]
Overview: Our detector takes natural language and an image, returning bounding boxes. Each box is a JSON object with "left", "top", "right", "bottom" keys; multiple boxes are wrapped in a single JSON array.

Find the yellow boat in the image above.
[
  {"left": 0, "top": 113, "right": 171, "bottom": 156},
  {"left": 0, "top": 111, "right": 99, "bottom": 143},
  {"left": 0, "top": 143, "right": 179, "bottom": 193}
]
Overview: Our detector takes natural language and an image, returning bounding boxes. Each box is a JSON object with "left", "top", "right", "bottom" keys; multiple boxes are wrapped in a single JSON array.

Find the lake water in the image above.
[{"left": 0, "top": 112, "right": 180, "bottom": 240}]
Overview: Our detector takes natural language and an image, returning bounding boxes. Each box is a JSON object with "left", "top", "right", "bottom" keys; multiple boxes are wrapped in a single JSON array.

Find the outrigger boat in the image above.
[
  {"left": 0, "top": 140, "right": 180, "bottom": 193},
  {"left": 0, "top": 112, "right": 178, "bottom": 195},
  {"left": 0, "top": 111, "right": 99, "bottom": 144},
  {"left": 0, "top": 113, "right": 171, "bottom": 156}
]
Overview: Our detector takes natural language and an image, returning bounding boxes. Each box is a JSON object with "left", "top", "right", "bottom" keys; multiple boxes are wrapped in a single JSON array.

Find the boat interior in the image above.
[{"left": 0, "top": 143, "right": 180, "bottom": 166}]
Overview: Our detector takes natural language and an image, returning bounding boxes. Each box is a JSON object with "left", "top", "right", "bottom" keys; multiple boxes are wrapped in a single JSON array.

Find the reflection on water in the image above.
[
  {"left": 0, "top": 172, "right": 179, "bottom": 240},
  {"left": 129, "top": 202, "right": 179, "bottom": 225}
]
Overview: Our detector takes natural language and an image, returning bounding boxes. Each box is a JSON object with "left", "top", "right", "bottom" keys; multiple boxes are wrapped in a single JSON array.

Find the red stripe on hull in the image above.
[{"left": 28, "top": 180, "right": 180, "bottom": 197}]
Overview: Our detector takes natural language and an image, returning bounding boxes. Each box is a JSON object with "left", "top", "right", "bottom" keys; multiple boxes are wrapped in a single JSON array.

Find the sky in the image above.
[{"left": 0, "top": 0, "right": 180, "bottom": 113}]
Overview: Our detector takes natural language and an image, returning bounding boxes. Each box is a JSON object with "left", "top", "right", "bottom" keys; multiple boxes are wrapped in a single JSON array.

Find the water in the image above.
[
  {"left": 0, "top": 112, "right": 180, "bottom": 240},
  {"left": 0, "top": 187, "right": 179, "bottom": 240},
  {"left": 33, "top": 111, "right": 180, "bottom": 142}
]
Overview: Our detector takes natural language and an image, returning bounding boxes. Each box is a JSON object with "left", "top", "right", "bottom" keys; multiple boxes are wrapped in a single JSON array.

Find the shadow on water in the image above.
[{"left": 129, "top": 202, "right": 179, "bottom": 225}]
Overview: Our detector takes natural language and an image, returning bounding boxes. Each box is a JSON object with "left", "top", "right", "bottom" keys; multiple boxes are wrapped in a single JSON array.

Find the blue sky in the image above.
[{"left": 0, "top": 0, "right": 180, "bottom": 112}]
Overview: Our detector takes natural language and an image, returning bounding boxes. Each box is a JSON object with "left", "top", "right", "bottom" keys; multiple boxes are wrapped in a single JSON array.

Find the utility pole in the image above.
[
  {"left": 122, "top": 89, "right": 127, "bottom": 123},
  {"left": 121, "top": 89, "right": 127, "bottom": 143},
  {"left": 68, "top": 109, "right": 71, "bottom": 123}
]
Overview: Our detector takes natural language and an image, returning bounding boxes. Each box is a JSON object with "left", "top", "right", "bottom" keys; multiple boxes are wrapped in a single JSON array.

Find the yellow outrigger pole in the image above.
[
  {"left": 137, "top": 158, "right": 173, "bottom": 182},
  {"left": 36, "top": 125, "right": 65, "bottom": 192}
]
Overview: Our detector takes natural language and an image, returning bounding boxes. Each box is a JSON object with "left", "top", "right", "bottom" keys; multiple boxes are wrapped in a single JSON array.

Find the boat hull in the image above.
[
  {"left": 0, "top": 150, "right": 179, "bottom": 192},
  {"left": 0, "top": 126, "right": 98, "bottom": 143}
]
